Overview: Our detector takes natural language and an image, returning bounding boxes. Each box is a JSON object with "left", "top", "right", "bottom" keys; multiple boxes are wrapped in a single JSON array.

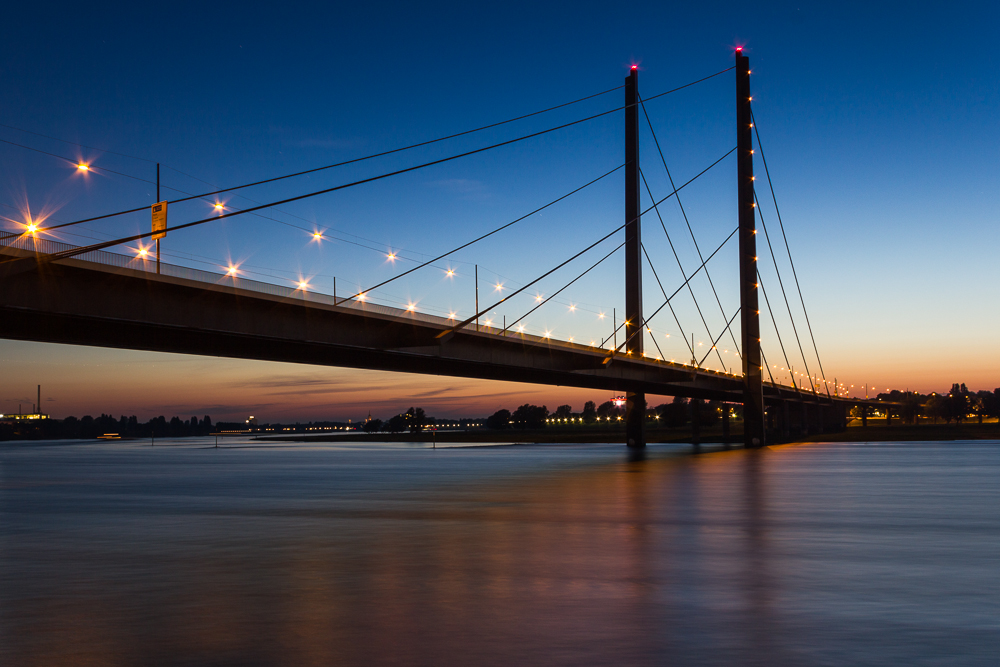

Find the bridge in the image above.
[{"left": 0, "top": 50, "right": 878, "bottom": 447}]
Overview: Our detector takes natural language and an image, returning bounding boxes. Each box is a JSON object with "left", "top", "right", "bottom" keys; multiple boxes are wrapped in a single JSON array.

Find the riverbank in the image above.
[
  {"left": 269, "top": 421, "right": 1000, "bottom": 445},
  {"left": 799, "top": 421, "right": 1000, "bottom": 443}
]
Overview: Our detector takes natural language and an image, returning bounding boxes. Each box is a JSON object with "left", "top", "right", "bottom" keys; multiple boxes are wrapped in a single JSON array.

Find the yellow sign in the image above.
[{"left": 152, "top": 201, "right": 168, "bottom": 240}]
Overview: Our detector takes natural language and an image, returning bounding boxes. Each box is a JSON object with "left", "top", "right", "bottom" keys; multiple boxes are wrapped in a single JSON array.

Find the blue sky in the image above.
[{"left": 1, "top": 1, "right": 997, "bottom": 420}]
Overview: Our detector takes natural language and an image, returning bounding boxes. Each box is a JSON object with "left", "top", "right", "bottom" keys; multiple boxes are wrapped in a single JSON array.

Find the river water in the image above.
[{"left": 1, "top": 438, "right": 998, "bottom": 666}]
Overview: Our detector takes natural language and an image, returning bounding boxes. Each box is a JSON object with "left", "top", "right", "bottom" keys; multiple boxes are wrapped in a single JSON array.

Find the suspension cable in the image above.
[
  {"left": 12, "top": 121, "right": 635, "bottom": 265},
  {"left": 640, "top": 243, "right": 694, "bottom": 362},
  {"left": 638, "top": 93, "right": 742, "bottom": 358},
  {"left": 642, "top": 66, "right": 735, "bottom": 104},
  {"left": 754, "top": 189, "right": 816, "bottom": 394},
  {"left": 640, "top": 168, "right": 726, "bottom": 368},
  {"left": 26, "top": 68, "right": 733, "bottom": 235},
  {"left": 698, "top": 307, "right": 741, "bottom": 368},
  {"left": 0, "top": 83, "right": 625, "bottom": 168},
  {"left": 608, "top": 227, "right": 738, "bottom": 361},
  {"left": 756, "top": 268, "right": 799, "bottom": 392},
  {"left": 22, "top": 107, "right": 621, "bottom": 236},
  {"left": 759, "top": 348, "right": 781, "bottom": 392},
  {"left": 438, "top": 145, "right": 738, "bottom": 338},
  {"left": 0, "top": 138, "right": 164, "bottom": 187},
  {"left": 751, "top": 109, "right": 830, "bottom": 395},
  {"left": 0, "top": 84, "right": 625, "bottom": 216},
  {"left": 439, "top": 225, "right": 625, "bottom": 337},
  {"left": 501, "top": 242, "right": 624, "bottom": 336},
  {"left": 343, "top": 164, "right": 623, "bottom": 304},
  {"left": 646, "top": 325, "right": 669, "bottom": 362},
  {"left": 0, "top": 140, "right": 431, "bottom": 261}
]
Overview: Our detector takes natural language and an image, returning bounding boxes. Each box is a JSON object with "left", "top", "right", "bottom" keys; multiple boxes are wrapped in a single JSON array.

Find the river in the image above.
[{"left": 1, "top": 438, "right": 998, "bottom": 665}]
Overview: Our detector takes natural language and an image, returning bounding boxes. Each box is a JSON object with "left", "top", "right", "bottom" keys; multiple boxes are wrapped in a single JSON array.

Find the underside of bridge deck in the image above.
[{"left": 0, "top": 253, "right": 765, "bottom": 401}]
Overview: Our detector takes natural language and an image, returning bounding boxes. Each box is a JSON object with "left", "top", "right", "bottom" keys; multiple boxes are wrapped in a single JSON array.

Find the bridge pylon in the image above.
[
  {"left": 736, "top": 49, "right": 766, "bottom": 447},
  {"left": 624, "top": 66, "right": 645, "bottom": 448}
]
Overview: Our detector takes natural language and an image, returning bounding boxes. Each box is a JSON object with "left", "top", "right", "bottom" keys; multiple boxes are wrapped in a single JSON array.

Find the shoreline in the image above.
[{"left": 265, "top": 421, "right": 1000, "bottom": 446}]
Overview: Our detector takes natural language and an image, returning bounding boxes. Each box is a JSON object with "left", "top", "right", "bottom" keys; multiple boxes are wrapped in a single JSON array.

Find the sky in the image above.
[{"left": 1, "top": 1, "right": 997, "bottom": 421}]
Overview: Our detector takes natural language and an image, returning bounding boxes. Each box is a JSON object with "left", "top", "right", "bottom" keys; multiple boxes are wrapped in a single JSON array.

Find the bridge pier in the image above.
[
  {"left": 886, "top": 405, "right": 892, "bottom": 426},
  {"left": 691, "top": 400, "right": 701, "bottom": 446},
  {"left": 765, "top": 402, "right": 780, "bottom": 442},
  {"left": 736, "top": 49, "right": 765, "bottom": 448},
  {"left": 836, "top": 403, "right": 848, "bottom": 431},
  {"left": 722, "top": 405, "right": 731, "bottom": 444},
  {"left": 861, "top": 404, "right": 868, "bottom": 428},
  {"left": 625, "top": 393, "right": 645, "bottom": 448}
]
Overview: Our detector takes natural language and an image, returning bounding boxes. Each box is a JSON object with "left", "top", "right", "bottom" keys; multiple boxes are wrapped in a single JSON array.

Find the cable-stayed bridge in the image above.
[{"left": 0, "top": 50, "right": 874, "bottom": 447}]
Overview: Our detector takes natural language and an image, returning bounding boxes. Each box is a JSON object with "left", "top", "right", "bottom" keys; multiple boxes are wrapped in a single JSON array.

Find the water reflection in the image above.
[{"left": 2, "top": 440, "right": 999, "bottom": 665}]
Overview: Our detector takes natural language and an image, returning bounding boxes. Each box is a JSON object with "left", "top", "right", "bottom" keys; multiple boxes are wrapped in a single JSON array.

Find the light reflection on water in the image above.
[{"left": 1, "top": 439, "right": 999, "bottom": 666}]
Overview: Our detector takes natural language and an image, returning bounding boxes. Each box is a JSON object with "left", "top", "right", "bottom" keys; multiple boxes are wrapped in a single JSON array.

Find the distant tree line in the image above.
[
  {"left": 480, "top": 398, "right": 738, "bottom": 431},
  {"left": 361, "top": 407, "right": 434, "bottom": 434},
  {"left": 873, "top": 384, "right": 1000, "bottom": 425},
  {"left": 0, "top": 414, "right": 213, "bottom": 441}
]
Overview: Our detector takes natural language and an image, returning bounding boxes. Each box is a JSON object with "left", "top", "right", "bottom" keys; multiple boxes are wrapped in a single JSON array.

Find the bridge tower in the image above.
[
  {"left": 736, "top": 49, "right": 766, "bottom": 447},
  {"left": 624, "top": 66, "right": 645, "bottom": 448}
]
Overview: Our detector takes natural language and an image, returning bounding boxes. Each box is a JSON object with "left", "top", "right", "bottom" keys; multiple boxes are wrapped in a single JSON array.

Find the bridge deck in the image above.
[{"left": 1, "top": 236, "right": 844, "bottom": 405}]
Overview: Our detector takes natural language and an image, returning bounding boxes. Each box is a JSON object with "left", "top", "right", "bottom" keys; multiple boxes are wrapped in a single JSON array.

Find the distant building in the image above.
[
  {"left": 0, "top": 412, "right": 49, "bottom": 422},
  {"left": 0, "top": 385, "right": 48, "bottom": 422}
]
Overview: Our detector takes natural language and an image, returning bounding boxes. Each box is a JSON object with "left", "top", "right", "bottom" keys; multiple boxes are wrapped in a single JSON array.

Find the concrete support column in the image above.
[
  {"left": 737, "top": 49, "right": 764, "bottom": 448},
  {"left": 691, "top": 400, "right": 701, "bottom": 446},
  {"left": 624, "top": 66, "right": 645, "bottom": 449}
]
